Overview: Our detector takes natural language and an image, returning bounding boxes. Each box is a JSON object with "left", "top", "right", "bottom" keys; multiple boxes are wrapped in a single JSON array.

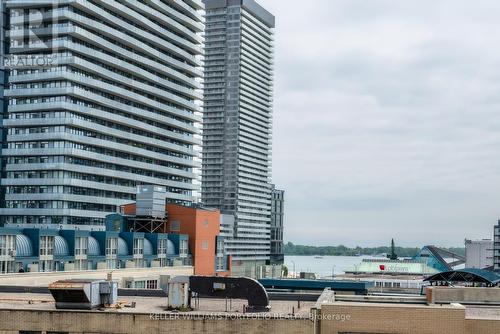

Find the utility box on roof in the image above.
[
  {"left": 136, "top": 185, "right": 167, "bottom": 218},
  {"left": 168, "top": 276, "right": 190, "bottom": 309}
]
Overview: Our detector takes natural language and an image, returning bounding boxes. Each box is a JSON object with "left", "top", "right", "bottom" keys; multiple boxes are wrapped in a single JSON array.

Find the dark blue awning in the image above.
[{"left": 424, "top": 268, "right": 500, "bottom": 285}]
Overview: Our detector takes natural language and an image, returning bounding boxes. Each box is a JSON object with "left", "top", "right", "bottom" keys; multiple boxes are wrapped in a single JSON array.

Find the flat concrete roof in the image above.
[
  {"left": 4, "top": 291, "right": 500, "bottom": 321},
  {"left": 0, "top": 293, "right": 313, "bottom": 318}
]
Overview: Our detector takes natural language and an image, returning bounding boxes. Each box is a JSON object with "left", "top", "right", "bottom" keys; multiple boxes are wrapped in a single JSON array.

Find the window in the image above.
[
  {"left": 216, "top": 257, "right": 224, "bottom": 271},
  {"left": 179, "top": 239, "right": 188, "bottom": 257},
  {"left": 75, "top": 237, "right": 88, "bottom": 255},
  {"left": 39, "top": 259, "right": 54, "bottom": 272},
  {"left": 106, "top": 259, "right": 117, "bottom": 269},
  {"left": 39, "top": 236, "right": 54, "bottom": 256},
  {"left": 134, "top": 258, "right": 144, "bottom": 268},
  {"left": 170, "top": 219, "right": 180, "bottom": 232},
  {"left": 74, "top": 259, "right": 87, "bottom": 271},
  {"left": 106, "top": 237, "right": 117, "bottom": 256},
  {"left": 158, "top": 239, "right": 167, "bottom": 255},
  {"left": 146, "top": 280, "right": 158, "bottom": 289},
  {"left": 217, "top": 239, "right": 224, "bottom": 256},
  {"left": 0, "top": 235, "right": 16, "bottom": 257},
  {"left": 133, "top": 238, "right": 144, "bottom": 255},
  {"left": 0, "top": 235, "right": 16, "bottom": 274}
]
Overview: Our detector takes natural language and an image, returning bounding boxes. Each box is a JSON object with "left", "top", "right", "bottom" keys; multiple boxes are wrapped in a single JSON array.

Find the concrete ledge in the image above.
[{"left": 428, "top": 287, "right": 500, "bottom": 305}]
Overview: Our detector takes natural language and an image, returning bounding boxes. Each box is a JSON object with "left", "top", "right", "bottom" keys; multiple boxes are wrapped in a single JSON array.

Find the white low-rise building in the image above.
[{"left": 465, "top": 239, "right": 493, "bottom": 269}]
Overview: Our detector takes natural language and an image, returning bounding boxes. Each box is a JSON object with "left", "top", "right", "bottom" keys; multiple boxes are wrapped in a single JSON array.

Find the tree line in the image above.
[{"left": 283, "top": 242, "right": 465, "bottom": 257}]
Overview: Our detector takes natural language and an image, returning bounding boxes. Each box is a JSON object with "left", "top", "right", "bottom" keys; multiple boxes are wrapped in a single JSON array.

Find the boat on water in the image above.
[{"left": 314, "top": 256, "right": 323, "bottom": 259}]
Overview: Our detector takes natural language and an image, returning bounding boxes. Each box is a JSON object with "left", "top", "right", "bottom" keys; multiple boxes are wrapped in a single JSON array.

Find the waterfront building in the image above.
[
  {"left": 202, "top": 0, "right": 275, "bottom": 275},
  {"left": 346, "top": 245, "right": 465, "bottom": 276},
  {"left": 0, "top": 0, "right": 205, "bottom": 227},
  {"left": 346, "top": 258, "right": 441, "bottom": 276},
  {"left": 465, "top": 239, "right": 493, "bottom": 269},
  {"left": 270, "top": 185, "right": 284, "bottom": 264}
]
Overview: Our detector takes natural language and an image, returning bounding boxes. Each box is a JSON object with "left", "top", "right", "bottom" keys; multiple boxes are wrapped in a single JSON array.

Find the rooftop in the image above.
[
  {"left": 0, "top": 290, "right": 500, "bottom": 323},
  {"left": 0, "top": 293, "right": 313, "bottom": 318}
]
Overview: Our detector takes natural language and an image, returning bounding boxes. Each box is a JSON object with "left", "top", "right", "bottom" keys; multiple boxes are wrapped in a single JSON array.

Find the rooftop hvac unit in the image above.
[
  {"left": 136, "top": 185, "right": 167, "bottom": 218},
  {"left": 49, "top": 279, "right": 117, "bottom": 309}
]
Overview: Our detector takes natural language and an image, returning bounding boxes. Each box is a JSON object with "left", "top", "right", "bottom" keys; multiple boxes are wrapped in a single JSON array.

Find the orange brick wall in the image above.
[
  {"left": 121, "top": 203, "right": 137, "bottom": 216},
  {"left": 116, "top": 202, "right": 229, "bottom": 276},
  {"left": 167, "top": 204, "right": 222, "bottom": 276}
]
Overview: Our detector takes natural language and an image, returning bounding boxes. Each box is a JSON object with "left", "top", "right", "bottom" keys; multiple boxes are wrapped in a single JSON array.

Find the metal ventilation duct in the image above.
[{"left": 189, "top": 276, "right": 270, "bottom": 311}]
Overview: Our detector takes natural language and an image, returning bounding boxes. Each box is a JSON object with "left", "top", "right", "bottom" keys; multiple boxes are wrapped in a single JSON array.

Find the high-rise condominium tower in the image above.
[
  {"left": 202, "top": 0, "right": 274, "bottom": 273},
  {"left": 494, "top": 221, "right": 500, "bottom": 272},
  {"left": 0, "top": 0, "right": 204, "bottom": 227},
  {"left": 270, "top": 185, "right": 284, "bottom": 264}
]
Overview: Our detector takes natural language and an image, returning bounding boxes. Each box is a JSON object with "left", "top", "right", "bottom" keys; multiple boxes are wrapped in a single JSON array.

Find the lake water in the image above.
[
  {"left": 284, "top": 255, "right": 380, "bottom": 278},
  {"left": 284, "top": 255, "right": 462, "bottom": 278}
]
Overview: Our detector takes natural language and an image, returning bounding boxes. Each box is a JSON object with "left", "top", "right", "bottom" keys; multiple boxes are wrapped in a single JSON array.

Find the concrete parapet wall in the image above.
[
  {"left": 0, "top": 299, "right": 499, "bottom": 334},
  {"left": 466, "top": 318, "right": 500, "bottom": 334},
  {"left": 428, "top": 286, "right": 500, "bottom": 305},
  {"left": 316, "top": 302, "right": 466, "bottom": 334},
  {"left": 0, "top": 309, "right": 313, "bottom": 334}
]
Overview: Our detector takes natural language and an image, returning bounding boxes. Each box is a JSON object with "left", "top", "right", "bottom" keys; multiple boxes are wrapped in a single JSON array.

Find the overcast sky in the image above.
[{"left": 257, "top": 0, "right": 500, "bottom": 247}]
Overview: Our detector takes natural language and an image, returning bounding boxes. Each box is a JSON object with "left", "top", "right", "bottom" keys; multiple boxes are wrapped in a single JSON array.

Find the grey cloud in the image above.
[{"left": 259, "top": 0, "right": 500, "bottom": 246}]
